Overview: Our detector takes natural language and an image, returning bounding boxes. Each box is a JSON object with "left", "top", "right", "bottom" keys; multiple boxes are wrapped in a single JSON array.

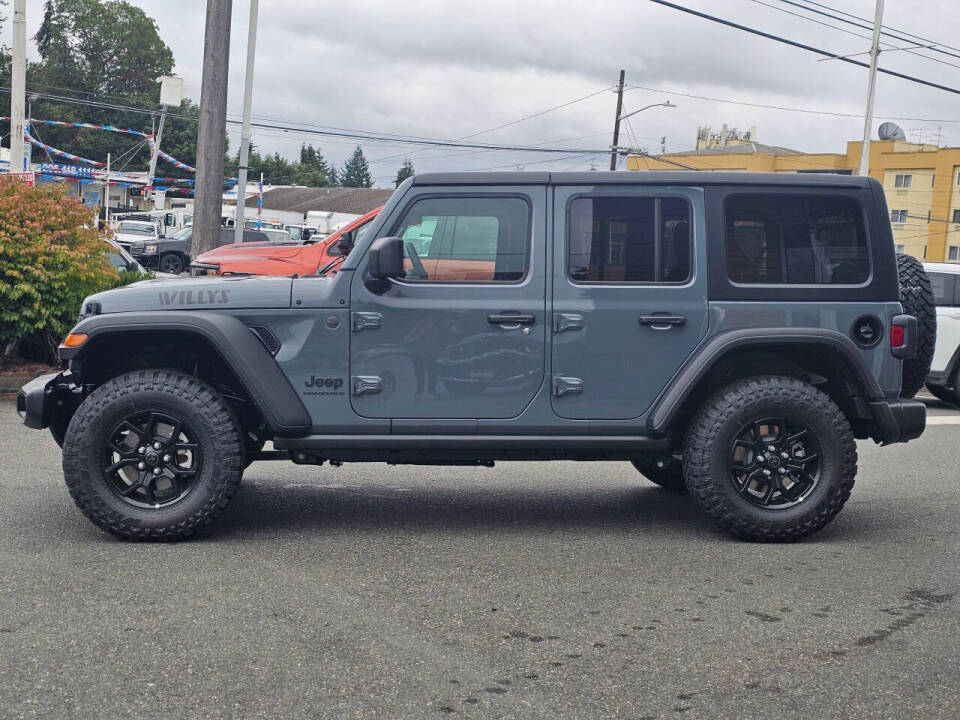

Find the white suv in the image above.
[{"left": 923, "top": 262, "right": 960, "bottom": 404}]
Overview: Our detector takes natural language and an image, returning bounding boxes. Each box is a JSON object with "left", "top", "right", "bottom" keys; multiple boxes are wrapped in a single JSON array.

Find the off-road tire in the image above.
[
  {"left": 62, "top": 369, "right": 243, "bottom": 541},
  {"left": 159, "top": 252, "right": 185, "bottom": 275},
  {"left": 683, "top": 376, "right": 857, "bottom": 542},
  {"left": 631, "top": 455, "right": 686, "bottom": 492},
  {"left": 896, "top": 253, "right": 936, "bottom": 398}
]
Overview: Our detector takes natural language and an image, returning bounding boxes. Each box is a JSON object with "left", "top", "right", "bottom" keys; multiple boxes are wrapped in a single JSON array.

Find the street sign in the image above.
[{"left": 5, "top": 171, "right": 35, "bottom": 186}]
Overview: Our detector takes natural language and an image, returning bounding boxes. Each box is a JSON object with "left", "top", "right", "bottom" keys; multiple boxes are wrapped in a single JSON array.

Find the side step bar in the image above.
[{"left": 275, "top": 434, "right": 668, "bottom": 451}]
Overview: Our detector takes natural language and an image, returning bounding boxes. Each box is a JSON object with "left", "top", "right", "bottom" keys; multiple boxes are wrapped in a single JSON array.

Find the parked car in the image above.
[
  {"left": 128, "top": 225, "right": 193, "bottom": 275},
  {"left": 191, "top": 206, "right": 381, "bottom": 277},
  {"left": 130, "top": 227, "right": 286, "bottom": 275},
  {"left": 112, "top": 219, "right": 159, "bottom": 250},
  {"left": 103, "top": 238, "right": 177, "bottom": 279},
  {"left": 922, "top": 261, "right": 960, "bottom": 404},
  {"left": 18, "top": 172, "right": 932, "bottom": 543}
]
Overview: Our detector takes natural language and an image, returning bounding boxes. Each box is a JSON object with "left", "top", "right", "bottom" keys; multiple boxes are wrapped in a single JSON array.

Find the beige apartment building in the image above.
[{"left": 628, "top": 138, "right": 960, "bottom": 262}]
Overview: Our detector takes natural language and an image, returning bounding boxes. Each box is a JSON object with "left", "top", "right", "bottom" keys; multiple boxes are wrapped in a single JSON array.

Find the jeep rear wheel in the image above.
[
  {"left": 683, "top": 376, "right": 857, "bottom": 542},
  {"left": 631, "top": 454, "right": 686, "bottom": 492},
  {"left": 62, "top": 370, "right": 243, "bottom": 541},
  {"left": 896, "top": 253, "right": 936, "bottom": 398}
]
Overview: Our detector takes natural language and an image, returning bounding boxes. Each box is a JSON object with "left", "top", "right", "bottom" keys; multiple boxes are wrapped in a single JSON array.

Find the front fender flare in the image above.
[{"left": 63, "top": 311, "right": 311, "bottom": 437}]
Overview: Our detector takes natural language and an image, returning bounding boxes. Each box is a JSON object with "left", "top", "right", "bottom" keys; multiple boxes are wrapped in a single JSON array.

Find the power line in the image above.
[
  {"left": 646, "top": 0, "right": 960, "bottom": 96},
  {"left": 625, "top": 82, "right": 960, "bottom": 124},
  {"left": 769, "top": 0, "right": 960, "bottom": 65},
  {"left": 370, "top": 85, "right": 613, "bottom": 164},
  {"left": 795, "top": 0, "right": 960, "bottom": 57},
  {"left": 1, "top": 86, "right": 623, "bottom": 157}
]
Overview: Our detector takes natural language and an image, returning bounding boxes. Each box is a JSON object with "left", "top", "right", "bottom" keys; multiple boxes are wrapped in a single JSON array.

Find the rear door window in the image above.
[
  {"left": 725, "top": 194, "right": 870, "bottom": 285},
  {"left": 567, "top": 196, "right": 691, "bottom": 283}
]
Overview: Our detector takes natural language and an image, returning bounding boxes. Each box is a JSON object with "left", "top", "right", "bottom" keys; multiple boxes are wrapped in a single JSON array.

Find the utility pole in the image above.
[
  {"left": 104, "top": 153, "right": 111, "bottom": 227},
  {"left": 858, "top": 0, "right": 884, "bottom": 177},
  {"left": 609, "top": 69, "right": 625, "bottom": 171},
  {"left": 9, "top": 0, "right": 26, "bottom": 173},
  {"left": 192, "top": 0, "right": 233, "bottom": 259},
  {"left": 234, "top": 0, "right": 260, "bottom": 244}
]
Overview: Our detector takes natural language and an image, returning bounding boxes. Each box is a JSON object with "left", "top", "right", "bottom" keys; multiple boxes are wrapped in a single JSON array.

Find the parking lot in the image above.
[{"left": 0, "top": 395, "right": 957, "bottom": 719}]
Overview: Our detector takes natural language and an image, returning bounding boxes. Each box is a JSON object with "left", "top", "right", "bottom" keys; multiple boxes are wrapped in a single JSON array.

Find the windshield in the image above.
[
  {"left": 118, "top": 222, "right": 155, "bottom": 236},
  {"left": 171, "top": 226, "right": 193, "bottom": 241},
  {"left": 105, "top": 243, "right": 138, "bottom": 271}
]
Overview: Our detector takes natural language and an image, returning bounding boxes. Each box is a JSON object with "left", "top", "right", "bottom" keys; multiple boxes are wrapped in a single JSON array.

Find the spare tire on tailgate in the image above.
[{"left": 896, "top": 253, "right": 936, "bottom": 398}]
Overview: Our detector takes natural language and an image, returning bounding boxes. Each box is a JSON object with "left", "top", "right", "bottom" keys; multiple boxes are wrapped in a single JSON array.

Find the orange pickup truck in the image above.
[{"left": 190, "top": 207, "right": 381, "bottom": 277}]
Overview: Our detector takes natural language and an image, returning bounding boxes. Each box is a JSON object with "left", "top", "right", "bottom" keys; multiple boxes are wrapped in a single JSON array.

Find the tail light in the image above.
[
  {"left": 890, "top": 324, "right": 904, "bottom": 349},
  {"left": 890, "top": 314, "right": 916, "bottom": 359}
]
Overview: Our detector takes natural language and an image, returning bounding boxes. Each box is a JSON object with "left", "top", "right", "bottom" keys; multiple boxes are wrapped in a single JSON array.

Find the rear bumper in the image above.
[
  {"left": 15, "top": 372, "right": 61, "bottom": 429},
  {"left": 869, "top": 398, "right": 926, "bottom": 445}
]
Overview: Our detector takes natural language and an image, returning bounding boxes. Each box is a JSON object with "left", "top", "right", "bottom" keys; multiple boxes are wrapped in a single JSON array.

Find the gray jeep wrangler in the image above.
[{"left": 17, "top": 172, "right": 929, "bottom": 542}]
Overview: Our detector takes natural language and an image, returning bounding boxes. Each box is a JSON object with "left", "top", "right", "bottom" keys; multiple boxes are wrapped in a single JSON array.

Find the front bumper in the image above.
[
  {"left": 130, "top": 251, "right": 159, "bottom": 269},
  {"left": 869, "top": 398, "right": 926, "bottom": 445},
  {"left": 190, "top": 262, "right": 220, "bottom": 277},
  {"left": 16, "top": 372, "right": 61, "bottom": 429}
]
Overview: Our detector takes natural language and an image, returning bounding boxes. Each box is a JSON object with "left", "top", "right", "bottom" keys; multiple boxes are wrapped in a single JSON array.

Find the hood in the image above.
[
  {"left": 81, "top": 274, "right": 294, "bottom": 315},
  {"left": 196, "top": 242, "right": 307, "bottom": 264}
]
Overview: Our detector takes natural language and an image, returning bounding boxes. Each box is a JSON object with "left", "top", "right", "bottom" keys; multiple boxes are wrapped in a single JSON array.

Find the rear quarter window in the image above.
[{"left": 725, "top": 194, "right": 870, "bottom": 285}]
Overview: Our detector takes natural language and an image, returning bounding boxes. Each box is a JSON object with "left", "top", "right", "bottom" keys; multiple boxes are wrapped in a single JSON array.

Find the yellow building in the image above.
[{"left": 627, "top": 139, "right": 960, "bottom": 262}]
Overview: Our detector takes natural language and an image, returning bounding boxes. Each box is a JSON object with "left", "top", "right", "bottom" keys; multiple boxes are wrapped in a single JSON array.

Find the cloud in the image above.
[{"left": 19, "top": 0, "right": 960, "bottom": 185}]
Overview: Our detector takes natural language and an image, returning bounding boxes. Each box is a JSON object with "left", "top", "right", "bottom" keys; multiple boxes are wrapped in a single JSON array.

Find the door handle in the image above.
[
  {"left": 639, "top": 314, "right": 687, "bottom": 329},
  {"left": 488, "top": 313, "right": 535, "bottom": 326}
]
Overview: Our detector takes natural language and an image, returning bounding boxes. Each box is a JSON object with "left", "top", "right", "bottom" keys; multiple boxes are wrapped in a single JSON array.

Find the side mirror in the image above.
[
  {"left": 333, "top": 229, "right": 354, "bottom": 256},
  {"left": 366, "top": 236, "right": 404, "bottom": 279}
]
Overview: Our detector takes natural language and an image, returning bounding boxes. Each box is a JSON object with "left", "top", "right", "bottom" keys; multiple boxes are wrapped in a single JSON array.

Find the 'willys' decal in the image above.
[{"left": 158, "top": 289, "right": 231, "bottom": 306}]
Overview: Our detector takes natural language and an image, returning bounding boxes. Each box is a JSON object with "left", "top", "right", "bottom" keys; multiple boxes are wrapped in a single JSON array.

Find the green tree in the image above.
[
  {"left": 300, "top": 145, "right": 336, "bottom": 187},
  {"left": 394, "top": 159, "right": 414, "bottom": 187},
  {"left": 6, "top": 0, "right": 193, "bottom": 178},
  {"left": 339, "top": 145, "right": 372, "bottom": 188}
]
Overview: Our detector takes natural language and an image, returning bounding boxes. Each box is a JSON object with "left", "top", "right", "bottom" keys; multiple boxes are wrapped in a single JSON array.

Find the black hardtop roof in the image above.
[{"left": 412, "top": 171, "right": 874, "bottom": 189}]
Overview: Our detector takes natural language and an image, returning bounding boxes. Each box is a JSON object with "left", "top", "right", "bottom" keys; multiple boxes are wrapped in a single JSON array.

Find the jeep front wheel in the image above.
[
  {"left": 62, "top": 370, "right": 243, "bottom": 541},
  {"left": 683, "top": 376, "right": 857, "bottom": 542}
]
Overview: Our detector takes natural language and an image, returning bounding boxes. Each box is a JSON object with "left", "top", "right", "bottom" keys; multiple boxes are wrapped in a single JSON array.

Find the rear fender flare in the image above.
[{"left": 647, "top": 328, "right": 885, "bottom": 433}]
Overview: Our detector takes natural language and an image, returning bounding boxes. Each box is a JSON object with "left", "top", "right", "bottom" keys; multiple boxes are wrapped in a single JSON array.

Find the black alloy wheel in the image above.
[
  {"left": 159, "top": 253, "right": 184, "bottom": 274},
  {"left": 729, "top": 417, "right": 821, "bottom": 509},
  {"left": 103, "top": 411, "right": 201, "bottom": 508}
]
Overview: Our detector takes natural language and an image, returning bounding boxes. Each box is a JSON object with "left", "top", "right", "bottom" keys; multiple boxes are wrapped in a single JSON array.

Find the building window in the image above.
[
  {"left": 890, "top": 209, "right": 909, "bottom": 224},
  {"left": 949, "top": 246, "right": 960, "bottom": 262},
  {"left": 894, "top": 174, "right": 912, "bottom": 189},
  {"left": 895, "top": 244, "right": 906, "bottom": 253},
  {"left": 953, "top": 209, "right": 960, "bottom": 224},
  {"left": 724, "top": 194, "right": 869, "bottom": 285}
]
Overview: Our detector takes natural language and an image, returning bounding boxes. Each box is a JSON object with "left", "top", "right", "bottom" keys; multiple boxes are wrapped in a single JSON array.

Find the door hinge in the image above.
[
  {"left": 351, "top": 376, "right": 383, "bottom": 395},
  {"left": 352, "top": 312, "right": 382, "bottom": 332},
  {"left": 552, "top": 375, "right": 584, "bottom": 397},
  {"left": 553, "top": 313, "right": 584, "bottom": 333}
]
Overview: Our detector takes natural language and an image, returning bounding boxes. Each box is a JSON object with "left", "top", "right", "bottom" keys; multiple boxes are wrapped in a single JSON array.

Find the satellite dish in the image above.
[{"left": 878, "top": 122, "right": 906, "bottom": 141}]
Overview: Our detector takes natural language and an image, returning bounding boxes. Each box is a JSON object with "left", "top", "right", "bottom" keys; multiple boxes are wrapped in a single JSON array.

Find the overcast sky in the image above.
[{"left": 18, "top": 0, "right": 960, "bottom": 186}]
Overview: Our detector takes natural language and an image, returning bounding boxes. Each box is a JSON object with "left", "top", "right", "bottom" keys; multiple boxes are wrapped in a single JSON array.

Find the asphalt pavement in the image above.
[{"left": 1, "top": 395, "right": 958, "bottom": 719}]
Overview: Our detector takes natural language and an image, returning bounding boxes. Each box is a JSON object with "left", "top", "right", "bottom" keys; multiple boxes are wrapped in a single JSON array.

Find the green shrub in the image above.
[{"left": 0, "top": 177, "right": 123, "bottom": 361}]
